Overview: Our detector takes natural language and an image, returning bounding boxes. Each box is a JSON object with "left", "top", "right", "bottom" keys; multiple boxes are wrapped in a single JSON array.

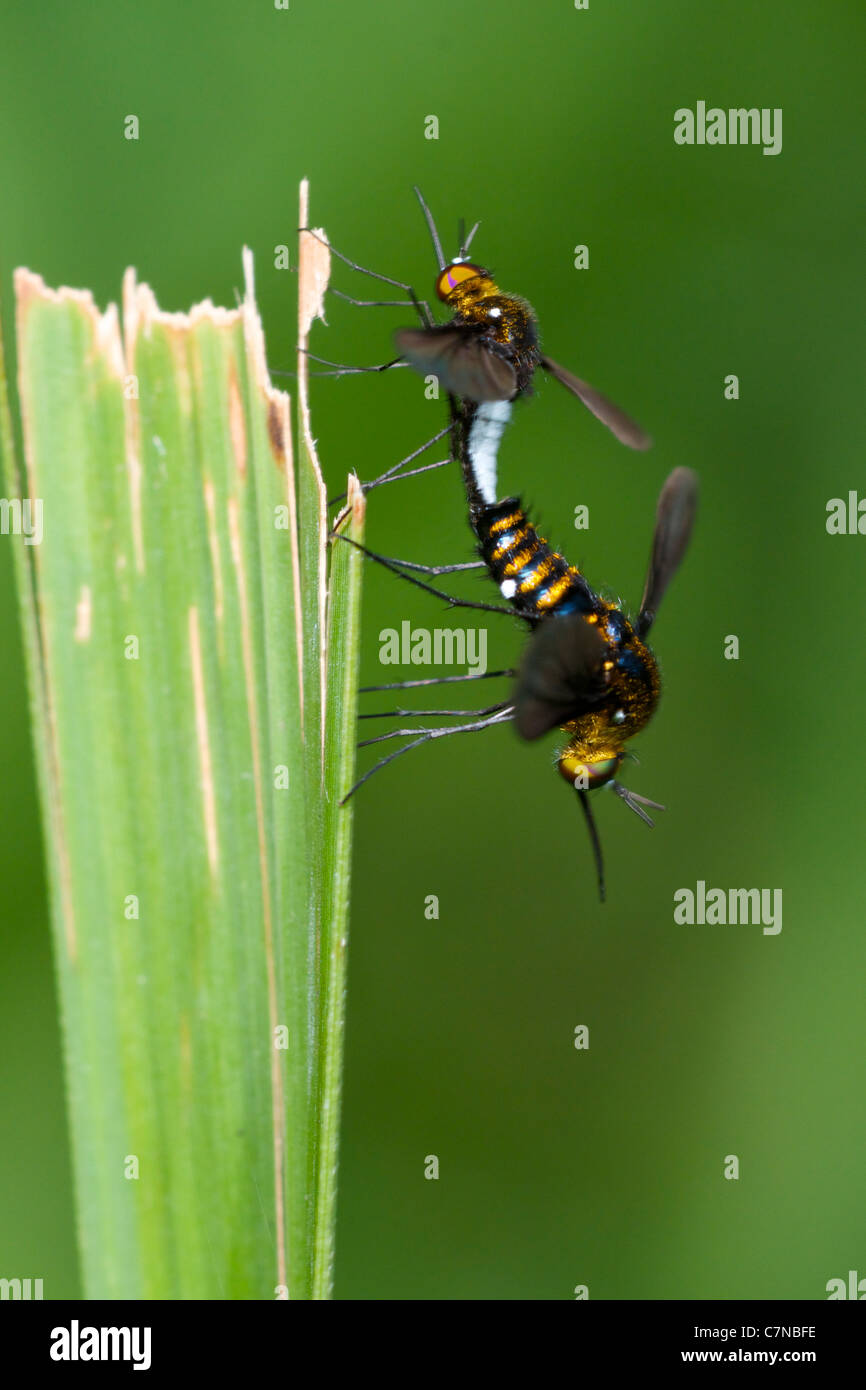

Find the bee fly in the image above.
[
  {"left": 469, "top": 464, "right": 697, "bottom": 899},
  {"left": 302, "top": 193, "right": 696, "bottom": 897},
  {"left": 298, "top": 187, "right": 650, "bottom": 508},
  {"left": 394, "top": 187, "right": 651, "bottom": 452},
  {"left": 347, "top": 453, "right": 697, "bottom": 900}
]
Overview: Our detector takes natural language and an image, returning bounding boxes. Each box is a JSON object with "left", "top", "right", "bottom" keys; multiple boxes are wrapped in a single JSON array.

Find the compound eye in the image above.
[
  {"left": 585, "top": 756, "right": 621, "bottom": 788},
  {"left": 435, "top": 261, "right": 484, "bottom": 301},
  {"left": 558, "top": 752, "right": 622, "bottom": 790}
]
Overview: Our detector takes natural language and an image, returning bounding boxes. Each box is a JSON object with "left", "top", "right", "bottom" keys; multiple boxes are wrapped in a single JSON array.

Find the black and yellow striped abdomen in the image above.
[
  {"left": 474, "top": 497, "right": 595, "bottom": 622},
  {"left": 472, "top": 495, "right": 660, "bottom": 755}
]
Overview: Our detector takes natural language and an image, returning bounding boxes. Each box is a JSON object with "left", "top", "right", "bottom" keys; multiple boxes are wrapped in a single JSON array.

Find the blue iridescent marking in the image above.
[
  {"left": 545, "top": 589, "right": 594, "bottom": 616},
  {"left": 617, "top": 649, "right": 647, "bottom": 678}
]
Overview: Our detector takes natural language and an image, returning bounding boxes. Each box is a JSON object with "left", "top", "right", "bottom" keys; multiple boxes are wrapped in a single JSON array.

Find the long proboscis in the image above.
[{"left": 577, "top": 789, "right": 606, "bottom": 904}]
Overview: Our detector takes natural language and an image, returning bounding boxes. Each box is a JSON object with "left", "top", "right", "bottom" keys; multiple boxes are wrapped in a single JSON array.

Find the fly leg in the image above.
[
  {"left": 295, "top": 349, "right": 409, "bottom": 378},
  {"left": 359, "top": 670, "right": 516, "bottom": 692},
  {"left": 341, "top": 706, "right": 514, "bottom": 803},
  {"left": 359, "top": 700, "right": 511, "bottom": 720},
  {"left": 329, "top": 424, "right": 455, "bottom": 506},
  {"left": 299, "top": 228, "right": 433, "bottom": 326},
  {"left": 271, "top": 227, "right": 433, "bottom": 381},
  {"left": 330, "top": 532, "right": 511, "bottom": 617},
  {"left": 335, "top": 537, "right": 485, "bottom": 577}
]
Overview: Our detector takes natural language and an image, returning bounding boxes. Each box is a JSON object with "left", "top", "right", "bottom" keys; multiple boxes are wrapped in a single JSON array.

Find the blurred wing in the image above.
[
  {"left": 395, "top": 326, "right": 516, "bottom": 402},
  {"left": 636, "top": 467, "right": 699, "bottom": 638},
  {"left": 513, "top": 614, "right": 609, "bottom": 741},
  {"left": 540, "top": 355, "right": 651, "bottom": 450}
]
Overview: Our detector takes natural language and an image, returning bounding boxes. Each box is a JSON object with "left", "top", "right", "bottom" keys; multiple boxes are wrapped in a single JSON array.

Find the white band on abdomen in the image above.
[{"left": 467, "top": 400, "right": 511, "bottom": 504}]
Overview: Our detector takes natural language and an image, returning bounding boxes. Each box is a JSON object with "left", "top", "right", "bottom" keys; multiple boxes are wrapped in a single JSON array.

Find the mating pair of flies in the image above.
[{"left": 301, "top": 190, "right": 698, "bottom": 900}]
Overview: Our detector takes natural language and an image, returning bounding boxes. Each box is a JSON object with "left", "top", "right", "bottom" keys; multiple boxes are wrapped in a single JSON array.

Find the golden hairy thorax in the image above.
[
  {"left": 435, "top": 264, "right": 539, "bottom": 386},
  {"left": 564, "top": 605, "right": 660, "bottom": 762}
]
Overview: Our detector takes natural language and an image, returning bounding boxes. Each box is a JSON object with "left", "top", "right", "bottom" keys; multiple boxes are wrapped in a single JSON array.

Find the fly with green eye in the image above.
[{"left": 345, "top": 456, "right": 698, "bottom": 901}]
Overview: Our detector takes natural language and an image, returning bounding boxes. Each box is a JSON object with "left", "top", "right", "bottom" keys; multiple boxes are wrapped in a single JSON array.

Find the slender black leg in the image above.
[
  {"left": 359, "top": 670, "right": 516, "bottom": 692},
  {"left": 299, "top": 349, "right": 409, "bottom": 377},
  {"left": 362, "top": 456, "right": 453, "bottom": 495},
  {"left": 332, "top": 528, "right": 482, "bottom": 578},
  {"left": 258, "top": 265, "right": 413, "bottom": 310},
  {"left": 341, "top": 706, "right": 514, "bottom": 804},
  {"left": 359, "top": 423, "right": 453, "bottom": 493},
  {"left": 329, "top": 287, "right": 421, "bottom": 310},
  {"left": 332, "top": 534, "right": 515, "bottom": 617},
  {"left": 360, "top": 700, "right": 511, "bottom": 720},
  {"left": 359, "top": 706, "right": 513, "bottom": 747},
  {"left": 270, "top": 362, "right": 408, "bottom": 380},
  {"left": 342, "top": 547, "right": 485, "bottom": 578},
  {"left": 375, "top": 557, "right": 485, "bottom": 576},
  {"left": 274, "top": 221, "right": 436, "bottom": 383},
  {"left": 328, "top": 425, "right": 454, "bottom": 505},
  {"left": 299, "top": 228, "right": 433, "bottom": 325}
]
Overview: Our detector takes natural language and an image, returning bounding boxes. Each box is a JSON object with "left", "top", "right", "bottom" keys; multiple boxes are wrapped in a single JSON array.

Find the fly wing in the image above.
[
  {"left": 636, "top": 467, "right": 699, "bottom": 638},
  {"left": 395, "top": 326, "right": 517, "bottom": 402},
  {"left": 540, "top": 355, "right": 651, "bottom": 450},
  {"left": 513, "top": 614, "right": 610, "bottom": 740}
]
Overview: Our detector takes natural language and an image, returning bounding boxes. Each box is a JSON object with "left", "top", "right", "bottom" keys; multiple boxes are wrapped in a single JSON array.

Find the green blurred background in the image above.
[{"left": 1, "top": 0, "right": 864, "bottom": 1299}]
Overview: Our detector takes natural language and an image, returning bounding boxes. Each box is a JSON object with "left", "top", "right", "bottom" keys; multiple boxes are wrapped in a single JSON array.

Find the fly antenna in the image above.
[
  {"left": 611, "top": 781, "right": 666, "bottom": 828},
  {"left": 456, "top": 217, "right": 480, "bottom": 259},
  {"left": 577, "top": 789, "right": 606, "bottom": 904},
  {"left": 463, "top": 220, "right": 481, "bottom": 255},
  {"left": 413, "top": 186, "right": 446, "bottom": 271}
]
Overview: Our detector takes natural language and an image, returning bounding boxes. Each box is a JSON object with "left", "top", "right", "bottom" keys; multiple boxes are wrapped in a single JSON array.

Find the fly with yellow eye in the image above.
[
  {"left": 347, "top": 448, "right": 698, "bottom": 900},
  {"left": 394, "top": 188, "right": 650, "bottom": 451},
  {"left": 466, "top": 454, "right": 697, "bottom": 900},
  {"left": 298, "top": 186, "right": 650, "bottom": 506}
]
